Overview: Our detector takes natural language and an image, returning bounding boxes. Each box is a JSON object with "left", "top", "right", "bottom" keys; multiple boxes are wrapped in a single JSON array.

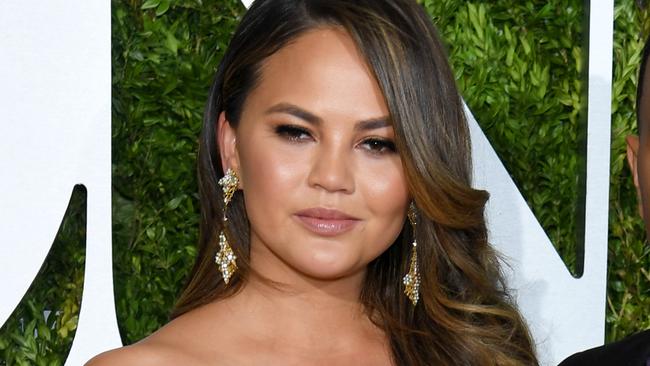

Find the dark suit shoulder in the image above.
[{"left": 558, "top": 329, "right": 650, "bottom": 366}]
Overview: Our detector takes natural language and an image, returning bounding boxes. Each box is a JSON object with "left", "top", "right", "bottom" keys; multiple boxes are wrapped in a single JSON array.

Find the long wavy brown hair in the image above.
[{"left": 172, "top": 0, "right": 538, "bottom": 364}]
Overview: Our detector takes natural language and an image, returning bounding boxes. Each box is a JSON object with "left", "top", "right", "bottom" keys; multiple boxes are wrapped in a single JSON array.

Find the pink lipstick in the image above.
[{"left": 293, "top": 208, "right": 360, "bottom": 237}]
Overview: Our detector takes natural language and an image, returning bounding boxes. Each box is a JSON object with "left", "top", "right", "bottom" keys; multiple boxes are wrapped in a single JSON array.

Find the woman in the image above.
[{"left": 89, "top": 0, "right": 538, "bottom": 364}]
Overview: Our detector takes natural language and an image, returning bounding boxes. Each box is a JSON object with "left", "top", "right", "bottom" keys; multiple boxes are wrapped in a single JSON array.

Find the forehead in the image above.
[{"left": 242, "top": 27, "right": 389, "bottom": 122}]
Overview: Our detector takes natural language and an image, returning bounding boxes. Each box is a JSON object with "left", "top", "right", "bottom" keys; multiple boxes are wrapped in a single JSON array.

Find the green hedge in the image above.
[{"left": 1, "top": 0, "right": 648, "bottom": 364}]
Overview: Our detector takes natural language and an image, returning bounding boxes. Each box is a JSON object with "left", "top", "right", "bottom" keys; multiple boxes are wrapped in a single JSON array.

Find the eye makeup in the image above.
[
  {"left": 359, "top": 137, "right": 396, "bottom": 154},
  {"left": 274, "top": 124, "right": 313, "bottom": 142},
  {"left": 272, "top": 123, "right": 397, "bottom": 155}
]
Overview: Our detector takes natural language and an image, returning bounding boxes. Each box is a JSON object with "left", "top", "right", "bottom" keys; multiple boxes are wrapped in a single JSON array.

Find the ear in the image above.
[
  {"left": 626, "top": 134, "right": 643, "bottom": 218},
  {"left": 217, "top": 111, "right": 242, "bottom": 186}
]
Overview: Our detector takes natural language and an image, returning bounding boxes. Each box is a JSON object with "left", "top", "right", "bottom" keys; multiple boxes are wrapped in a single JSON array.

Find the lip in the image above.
[{"left": 293, "top": 207, "right": 361, "bottom": 237}]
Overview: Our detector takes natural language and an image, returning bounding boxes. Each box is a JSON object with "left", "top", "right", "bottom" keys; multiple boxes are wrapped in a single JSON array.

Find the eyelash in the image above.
[
  {"left": 275, "top": 124, "right": 312, "bottom": 142},
  {"left": 363, "top": 138, "right": 396, "bottom": 153},
  {"left": 274, "top": 124, "right": 396, "bottom": 154}
]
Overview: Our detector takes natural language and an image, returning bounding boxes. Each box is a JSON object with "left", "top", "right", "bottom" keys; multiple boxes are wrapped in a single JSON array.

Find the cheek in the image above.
[
  {"left": 359, "top": 158, "right": 409, "bottom": 213},
  {"left": 235, "top": 137, "right": 310, "bottom": 245},
  {"left": 357, "top": 158, "right": 410, "bottom": 249},
  {"left": 240, "top": 147, "right": 300, "bottom": 192}
]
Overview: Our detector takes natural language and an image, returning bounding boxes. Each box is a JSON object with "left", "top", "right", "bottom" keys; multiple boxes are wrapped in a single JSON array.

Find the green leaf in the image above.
[
  {"left": 141, "top": 0, "right": 160, "bottom": 10},
  {"left": 156, "top": 0, "right": 171, "bottom": 16},
  {"left": 165, "top": 32, "right": 180, "bottom": 55},
  {"left": 167, "top": 196, "right": 184, "bottom": 210}
]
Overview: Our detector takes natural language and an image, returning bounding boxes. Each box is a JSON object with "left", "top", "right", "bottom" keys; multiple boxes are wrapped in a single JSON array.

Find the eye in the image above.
[
  {"left": 360, "top": 138, "right": 396, "bottom": 154},
  {"left": 274, "top": 124, "right": 313, "bottom": 142}
]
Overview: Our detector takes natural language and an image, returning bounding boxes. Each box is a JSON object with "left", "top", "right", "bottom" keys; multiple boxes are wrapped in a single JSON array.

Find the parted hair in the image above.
[{"left": 173, "top": 0, "right": 538, "bottom": 365}]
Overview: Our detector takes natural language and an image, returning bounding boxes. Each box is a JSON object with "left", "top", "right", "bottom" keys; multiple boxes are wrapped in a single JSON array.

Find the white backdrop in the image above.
[{"left": 0, "top": 1, "right": 612, "bottom": 365}]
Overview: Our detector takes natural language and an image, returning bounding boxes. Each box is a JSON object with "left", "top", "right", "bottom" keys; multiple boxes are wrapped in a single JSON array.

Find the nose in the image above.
[{"left": 307, "top": 142, "right": 355, "bottom": 194}]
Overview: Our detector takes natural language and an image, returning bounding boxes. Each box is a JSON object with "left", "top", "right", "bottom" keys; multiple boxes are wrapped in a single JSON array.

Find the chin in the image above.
[{"left": 292, "top": 252, "right": 364, "bottom": 281}]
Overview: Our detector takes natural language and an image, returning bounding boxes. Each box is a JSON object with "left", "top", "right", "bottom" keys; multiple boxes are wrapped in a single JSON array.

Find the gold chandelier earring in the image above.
[
  {"left": 215, "top": 168, "right": 239, "bottom": 285},
  {"left": 402, "top": 202, "right": 420, "bottom": 306}
]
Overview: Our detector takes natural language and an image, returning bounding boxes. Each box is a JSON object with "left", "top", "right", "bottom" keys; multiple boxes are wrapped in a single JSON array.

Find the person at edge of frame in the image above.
[{"left": 558, "top": 35, "right": 650, "bottom": 366}]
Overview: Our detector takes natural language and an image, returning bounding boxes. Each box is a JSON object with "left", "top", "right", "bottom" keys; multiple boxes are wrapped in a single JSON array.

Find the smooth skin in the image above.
[{"left": 87, "top": 27, "right": 408, "bottom": 366}]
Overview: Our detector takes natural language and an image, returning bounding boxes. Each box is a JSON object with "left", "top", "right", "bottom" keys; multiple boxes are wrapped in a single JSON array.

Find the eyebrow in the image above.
[{"left": 265, "top": 103, "right": 391, "bottom": 131}]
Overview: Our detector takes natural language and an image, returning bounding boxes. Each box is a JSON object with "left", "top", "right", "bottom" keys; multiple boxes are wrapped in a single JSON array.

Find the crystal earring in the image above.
[
  {"left": 402, "top": 202, "right": 420, "bottom": 306},
  {"left": 215, "top": 168, "right": 239, "bottom": 284}
]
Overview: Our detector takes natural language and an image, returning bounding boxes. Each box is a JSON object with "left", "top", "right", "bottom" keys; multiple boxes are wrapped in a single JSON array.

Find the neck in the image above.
[
  {"left": 225, "top": 274, "right": 381, "bottom": 353},
  {"left": 214, "top": 239, "right": 382, "bottom": 351},
  {"left": 243, "top": 266, "right": 366, "bottom": 313},
  {"left": 242, "top": 230, "right": 368, "bottom": 308}
]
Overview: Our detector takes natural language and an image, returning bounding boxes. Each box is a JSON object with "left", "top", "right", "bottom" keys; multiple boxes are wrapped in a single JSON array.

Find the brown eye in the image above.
[
  {"left": 361, "top": 138, "right": 396, "bottom": 154},
  {"left": 274, "top": 124, "right": 312, "bottom": 142}
]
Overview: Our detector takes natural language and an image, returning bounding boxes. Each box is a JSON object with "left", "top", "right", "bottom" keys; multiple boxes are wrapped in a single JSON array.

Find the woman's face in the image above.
[{"left": 219, "top": 28, "right": 410, "bottom": 281}]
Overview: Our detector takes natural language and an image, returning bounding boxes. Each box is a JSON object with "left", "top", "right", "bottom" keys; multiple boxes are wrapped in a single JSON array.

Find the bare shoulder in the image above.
[
  {"left": 85, "top": 320, "right": 202, "bottom": 366},
  {"left": 85, "top": 342, "right": 176, "bottom": 366},
  {"left": 86, "top": 303, "right": 235, "bottom": 366}
]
